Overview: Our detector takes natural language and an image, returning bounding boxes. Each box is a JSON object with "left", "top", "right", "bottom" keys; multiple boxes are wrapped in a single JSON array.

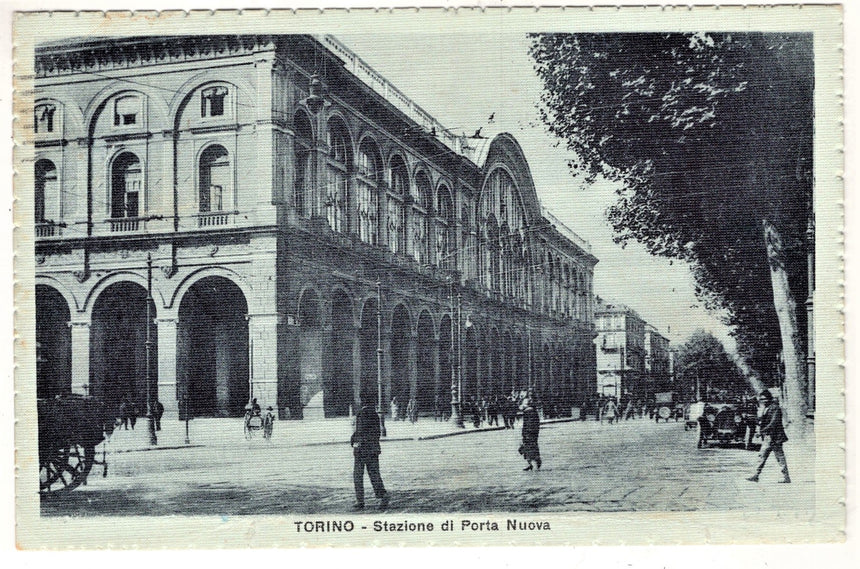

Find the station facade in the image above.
[{"left": 32, "top": 35, "right": 598, "bottom": 419}]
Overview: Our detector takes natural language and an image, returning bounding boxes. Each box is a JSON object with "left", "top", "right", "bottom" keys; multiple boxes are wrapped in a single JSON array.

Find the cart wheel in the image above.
[{"left": 40, "top": 443, "right": 95, "bottom": 495}]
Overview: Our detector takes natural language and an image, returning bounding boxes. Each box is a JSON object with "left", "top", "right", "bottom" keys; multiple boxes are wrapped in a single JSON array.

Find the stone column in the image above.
[
  {"left": 351, "top": 326, "right": 361, "bottom": 414},
  {"left": 247, "top": 312, "right": 279, "bottom": 410},
  {"left": 408, "top": 330, "right": 418, "bottom": 403},
  {"left": 432, "top": 334, "right": 441, "bottom": 413},
  {"left": 156, "top": 317, "right": 178, "bottom": 414},
  {"left": 69, "top": 319, "right": 90, "bottom": 395}
]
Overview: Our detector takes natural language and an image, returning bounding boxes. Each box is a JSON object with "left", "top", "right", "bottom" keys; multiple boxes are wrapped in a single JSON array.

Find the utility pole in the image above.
[{"left": 145, "top": 253, "right": 158, "bottom": 446}]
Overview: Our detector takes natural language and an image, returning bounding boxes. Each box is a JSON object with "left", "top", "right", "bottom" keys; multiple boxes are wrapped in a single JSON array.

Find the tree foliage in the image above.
[
  {"left": 675, "top": 330, "right": 749, "bottom": 402},
  {"left": 530, "top": 32, "right": 813, "bottom": 386}
]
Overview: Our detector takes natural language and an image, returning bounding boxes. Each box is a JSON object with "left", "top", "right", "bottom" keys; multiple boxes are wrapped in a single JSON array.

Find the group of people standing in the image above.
[
  {"left": 116, "top": 395, "right": 164, "bottom": 431},
  {"left": 462, "top": 391, "right": 527, "bottom": 429}
]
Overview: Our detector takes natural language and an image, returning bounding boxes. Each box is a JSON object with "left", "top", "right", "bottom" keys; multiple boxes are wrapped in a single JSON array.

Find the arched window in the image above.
[
  {"left": 357, "top": 138, "right": 381, "bottom": 245},
  {"left": 35, "top": 159, "right": 57, "bottom": 223},
  {"left": 199, "top": 145, "right": 230, "bottom": 213},
  {"left": 435, "top": 185, "right": 454, "bottom": 268},
  {"left": 111, "top": 152, "right": 141, "bottom": 219},
  {"left": 35, "top": 104, "right": 57, "bottom": 134},
  {"left": 294, "top": 111, "right": 314, "bottom": 217},
  {"left": 387, "top": 156, "right": 408, "bottom": 255},
  {"left": 326, "top": 122, "right": 351, "bottom": 233},
  {"left": 484, "top": 215, "right": 500, "bottom": 292},
  {"left": 411, "top": 171, "right": 432, "bottom": 264}
]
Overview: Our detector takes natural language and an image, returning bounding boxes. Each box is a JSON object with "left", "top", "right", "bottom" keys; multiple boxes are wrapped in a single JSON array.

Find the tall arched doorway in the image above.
[
  {"left": 177, "top": 277, "right": 248, "bottom": 417},
  {"left": 359, "top": 298, "right": 379, "bottom": 407},
  {"left": 463, "top": 325, "right": 478, "bottom": 402},
  {"left": 503, "top": 330, "right": 514, "bottom": 394},
  {"left": 328, "top": 290, "right": 354, "bottom": 417},
  {"left": 438, "top": 314, "right": 452, "bottom": 415},
  {"left": 36, "top": 285, "right": 71, "bottom": 398},
  {"left": 298, "top": 289, "right": 323, "bottom": 418},
  {"left": 489, "top": 327, "right": 502, "bottom": 398},
  {"left": 416, "top": 311, "right": 435, "bottom": 416},
  {"left": 389, "top": 304, "right": 411, "bottom": 419},
  {"left": 90, "top": 281, "right": 156, "bottom": 413}
]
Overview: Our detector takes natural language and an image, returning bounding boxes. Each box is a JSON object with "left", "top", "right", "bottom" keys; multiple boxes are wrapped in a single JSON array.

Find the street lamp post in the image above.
[
  {"left": 450, "top": 279, "right": 464, "bottom": 428},
  {"left": 376, "top": 280, "right": 386, "bottom": 437},
  {"left": 145, "top": 253, "right": 158, "bottom": 446}
]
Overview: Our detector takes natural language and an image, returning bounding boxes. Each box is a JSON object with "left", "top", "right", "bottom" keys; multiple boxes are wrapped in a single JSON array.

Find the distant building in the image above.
[
  {"left": 594, "top": 302, "right": 646, "bottom": 398},
  {"left": 644, "top": 324, "right": 671, "bottom": 397}
]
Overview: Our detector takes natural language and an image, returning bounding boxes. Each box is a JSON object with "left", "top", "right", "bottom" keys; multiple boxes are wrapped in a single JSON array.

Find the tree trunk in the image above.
[{"left": 762, "top": 218, "right": 808, "bottom": 437}]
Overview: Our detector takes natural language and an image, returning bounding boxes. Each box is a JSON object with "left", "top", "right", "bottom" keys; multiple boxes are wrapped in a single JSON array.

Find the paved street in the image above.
[{"left": 40, "top": 418, "right": 814, "bottom": 516}]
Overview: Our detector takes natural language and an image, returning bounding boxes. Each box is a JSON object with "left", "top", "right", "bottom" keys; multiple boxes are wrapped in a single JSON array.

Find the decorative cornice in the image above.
[{"left": 35, "top": 35, "right": 278, "bottom": 79}]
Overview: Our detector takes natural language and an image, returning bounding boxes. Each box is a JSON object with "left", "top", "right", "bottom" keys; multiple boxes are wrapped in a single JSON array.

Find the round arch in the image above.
[
  {"left": 416, "top": 309, "right": 437, "bottom": 416},
  {"left": 84, "top": 271, "right": 166, "bottom": 319},
  {"left": 84, "top": 86, "right": 169, "bottom": 135},
  {"left": 169, "top": 266, "right": 253, "bottom": 313},
  {"left": 36, "top": 284, "right": 72, "bottom": 398},
  {"left": 176, "top": 276, "right": 249, "bottom": 417},
  {"left": 89, "top": 280, "right": 157, "bottom": 414},
  {"left": 167, "top": 75, "right": 254, "bottom": 121},
  {"left": 35, "top": 275, "right": 80, "bottom": 313}
]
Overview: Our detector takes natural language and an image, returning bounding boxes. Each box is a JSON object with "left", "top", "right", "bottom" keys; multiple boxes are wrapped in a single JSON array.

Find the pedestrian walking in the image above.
[
  {"left": 624, "top": 399, "right": 635, "bottom": 421},
  {"left": 118, "top": 397, "right": 130, "bottom": 430},
  {"left": 350, "top": 400, "right": 389, "bottom": 510},
  {"left": 406, "top": 397, "right": 417, "bottom": 424},
  {"left": 600, "top": 397, "right": 618, "bottom": 425},
  {"left": 519, "top": 398, "right": 541, "bottom": 471},
  {"left": 390, "top": 396, "right": 400, "bottom": 421},
  {"left": 747, "top": 389, "right": 791, "bottom": 483},
  {"left": 129, "top": 401, "right": 138, "bottom": 430},
  {"left": 153, "top": 400, "right": 164, "bottom": 431}
]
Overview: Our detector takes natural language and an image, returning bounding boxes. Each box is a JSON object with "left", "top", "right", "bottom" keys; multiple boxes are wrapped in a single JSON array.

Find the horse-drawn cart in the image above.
[{"left": 38, "top": 394, "right": 114, "bottom": 495}]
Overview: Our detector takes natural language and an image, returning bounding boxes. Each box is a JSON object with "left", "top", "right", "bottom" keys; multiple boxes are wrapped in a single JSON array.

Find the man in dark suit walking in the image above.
[
  {"left": 350, "top": 399, "right": 389, "bottom": 510},
  {"left": 747, "top": 389, "right": 791, "bottom": 483}
]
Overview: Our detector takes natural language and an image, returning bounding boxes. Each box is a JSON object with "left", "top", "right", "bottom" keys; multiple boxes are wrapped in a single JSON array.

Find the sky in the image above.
[{"left": 336, "top": 33, "right": 735, "bottom": 353}]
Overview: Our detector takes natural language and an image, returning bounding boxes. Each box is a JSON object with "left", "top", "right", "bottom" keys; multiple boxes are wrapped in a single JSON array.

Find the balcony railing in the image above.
[
  {"left": 35, "top": 222, "right": 60, "bottom": 238},
  {"left": 196, "top": 210, "right": 234, "bottom": 228},
  {"left": 108, "top": 217, "right": 142, "bottom": 233}
]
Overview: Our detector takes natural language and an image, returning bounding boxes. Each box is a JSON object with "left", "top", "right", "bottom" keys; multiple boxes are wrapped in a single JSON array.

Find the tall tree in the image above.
[
  {"left": 675, "top": 330, "right": 750, "bottom": 402},
  {"left": 530, "top": 33, "right": 813, "bottom": 432}
]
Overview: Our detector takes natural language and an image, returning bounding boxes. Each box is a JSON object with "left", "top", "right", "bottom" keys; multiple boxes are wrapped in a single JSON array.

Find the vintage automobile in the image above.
[
  {"left": 653, "top": 391, "right": 684, "bottom": 422},
  {"left": 692, "top": 399, "right": 758, "bottom": 449}
]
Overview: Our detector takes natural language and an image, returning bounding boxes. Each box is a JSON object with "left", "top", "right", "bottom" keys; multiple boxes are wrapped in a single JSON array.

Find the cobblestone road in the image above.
[{"left": 41, "top": 419, "right": 814, "bottom": 515}]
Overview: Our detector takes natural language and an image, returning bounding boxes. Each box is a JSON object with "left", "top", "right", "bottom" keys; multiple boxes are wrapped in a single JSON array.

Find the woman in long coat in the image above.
[{"left": 520, "top": 399, "right": 541, "bottom": 471}]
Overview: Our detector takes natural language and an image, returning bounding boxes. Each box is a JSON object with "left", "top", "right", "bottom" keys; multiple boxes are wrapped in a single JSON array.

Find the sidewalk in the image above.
[{"left": 104, "top": 414, "right": 578, "bottom": 453}]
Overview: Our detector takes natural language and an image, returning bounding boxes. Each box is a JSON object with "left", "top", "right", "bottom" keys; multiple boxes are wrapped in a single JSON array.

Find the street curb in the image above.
[
  {"left": 111, "top": 444, "right": 206, "bottom": 454},
  {"left": 417, "top": 425, "right": 507, "bottom": 440},
  {"left": 106, "top": 417, "right": 581, "bottom": 453}
]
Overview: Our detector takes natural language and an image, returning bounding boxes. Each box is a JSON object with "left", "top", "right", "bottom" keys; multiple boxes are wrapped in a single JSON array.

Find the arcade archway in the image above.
[
  {"left": 36, "top": 285, "right": 71, "bottom": 398},
  {"left": 327, "top": 290, "right": 354, "bottom": 417},
  {"left": 389, "top": 304, "right": 411, "bottom": 419},
  {"left": 177, "top": 276, "right": 248, "bottom": 417},
  {"left": 90, "top": 281, "right": 156, "bottom": 413},
  {"left": 416, "top": 311, "right": 436, "bottom": 416}
]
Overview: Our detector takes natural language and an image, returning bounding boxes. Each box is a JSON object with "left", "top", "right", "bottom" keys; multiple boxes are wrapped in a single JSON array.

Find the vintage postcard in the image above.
[{"left": 12, "top": 5, "right": 845, "bottom": 549}]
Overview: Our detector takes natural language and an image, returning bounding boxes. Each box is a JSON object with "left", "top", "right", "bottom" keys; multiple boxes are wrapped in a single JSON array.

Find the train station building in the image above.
[{"left": 32, "top": 35, "right": 598, "bottom": 420}]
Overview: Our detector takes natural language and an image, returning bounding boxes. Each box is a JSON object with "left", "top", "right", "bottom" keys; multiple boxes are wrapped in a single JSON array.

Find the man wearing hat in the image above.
[
  {"left": 747, "top": 389, "right": 791, "bottom": 483},
  {"left": 350, "top": 398, "right": 389, "bottom": 510}
]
